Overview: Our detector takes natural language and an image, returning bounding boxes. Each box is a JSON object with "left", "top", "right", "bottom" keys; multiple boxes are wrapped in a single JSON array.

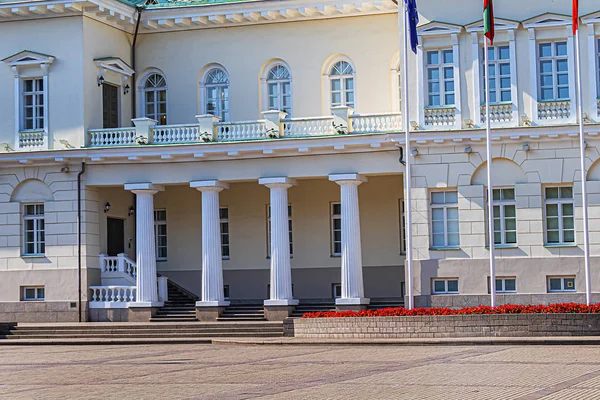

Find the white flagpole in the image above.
[
  {"left": 575, "top": 26, "right": 591, "bottom": 306},
  {"left": 484, "top": 37, "right": 497, "bottom": 307},
  {"left": 401, "top": 0, "right": 414, "bottom": 310}
]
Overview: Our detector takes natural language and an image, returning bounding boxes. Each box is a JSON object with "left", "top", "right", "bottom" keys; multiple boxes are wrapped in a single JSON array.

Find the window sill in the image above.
[
  {"left": 222, "top": 257, "right": 230, "bottom": 261},
  {"left": 480, "top": 101, "right": 513, "bottom": 106},
  {"left": 429, "top": 247, "right": 462, "bottom": 251},
  {"left": 544, "top": 244, "right": 577, "bottom": 249},
  {"left": 484, "top": 245, "right": 519, "bottom": 250},
  {"left": 424, "top": 105, "right": 455, "bottom": 110},
  {"left": 548, "top": 290, "right": 577, "bottom": 293},
  {"left": 432, "top": 293, "right": 459, "bottom": 295},
  {"left": 22, "top": 299, "right": 45, "bottom": 302},
  {"left": 331, "top": 254, "right": 341, "bottom": 258},
  {"left": 21, "top": 254, "right": 46, "bottom": 259},
  {"left": 19, "top": 129, "right": 44, "bottom": 133},
  {"left": 537, "top": 99, "right": 570, "bottom": 103}
]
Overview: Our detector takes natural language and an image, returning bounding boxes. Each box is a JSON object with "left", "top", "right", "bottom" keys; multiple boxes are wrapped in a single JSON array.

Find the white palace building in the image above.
[{"left": 1, "top": 0, "right": 600, "bottom": 323}]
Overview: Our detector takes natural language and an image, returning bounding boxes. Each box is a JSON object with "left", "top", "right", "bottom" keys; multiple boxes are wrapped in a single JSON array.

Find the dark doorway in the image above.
[
  {"left": 107, "top": 218, "right": 125, "bottom": 256},
  {"left": 102, "top": 84, "right": 119, "bottom": 128}
]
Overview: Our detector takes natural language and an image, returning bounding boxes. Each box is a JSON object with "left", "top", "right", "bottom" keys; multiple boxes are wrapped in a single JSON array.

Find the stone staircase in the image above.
[
  {"left": 0, "top": 322, "right": 285, "bottom": 340},
  {"left": 290, "top": 302, "right": 336, "bottom": 318},
  {"left": 150, "top": 280, "right": 198, "bottom": 322},
  {"left": 218, "top": 303, "right": 266, "bottom": 321}
]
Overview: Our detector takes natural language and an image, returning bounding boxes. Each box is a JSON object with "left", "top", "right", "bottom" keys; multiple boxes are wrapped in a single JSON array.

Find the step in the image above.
[
  {"left": 8, "top": 329, "right": 285, "bottom": 336},
  {"left": 5, "top": 333, "right": 283, "bottom": 339},
  {"left": 217, "top": 317, "right": 267, "bottom": 322},
  {"left": 12, "top": 322, "right": 283, "bottom": 330}
]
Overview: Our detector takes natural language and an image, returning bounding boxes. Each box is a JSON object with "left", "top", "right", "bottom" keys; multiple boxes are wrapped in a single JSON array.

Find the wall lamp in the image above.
[
  {"left": 124, "top": 84, "right": 131, "bottom": 95},
  {"left": 128, "top": 206, "right": 135, "bottom": 217},
  {"left": 411, "top": 148, "right": 419, "bottom": 157},
  {"left": 522, "top": 143, "right": 530, "bottom": 152},
  {"left": 104, "top": 202, "right": 111, "bottom": 213},
  {"left": 464, "top": 145, "right": 472, "bottom": 154},
  {"left": 97, "top": 75, "right": 105, "bottom": 87}
]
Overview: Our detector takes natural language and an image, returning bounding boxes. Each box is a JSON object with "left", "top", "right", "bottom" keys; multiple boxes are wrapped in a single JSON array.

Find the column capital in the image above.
[
  {"left": 124, "top": 183, "right": 164, "bottom": 195},
  {"left": 329, "top": 174, "right": 367, "bottom": 185},
  {"left": 259, "top": 177, "right": 297, "bottom": 189},
  {"left": 190, "top": 180, "right": 230, "bottom": 192}
]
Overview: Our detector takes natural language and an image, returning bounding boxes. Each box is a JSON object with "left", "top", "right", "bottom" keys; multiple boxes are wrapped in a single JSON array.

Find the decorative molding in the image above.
[
  {"left": 94, "top": 57, "right": 134, "bottom": 77},
  {"left": 465, "top": 18, "right": 520, "bottom": 33},
  {"left": 416, "top": 21, "right": 463, "bottom": 37},
  {"left": 522, "top": 13, "right": 572, "bottom": 30}
]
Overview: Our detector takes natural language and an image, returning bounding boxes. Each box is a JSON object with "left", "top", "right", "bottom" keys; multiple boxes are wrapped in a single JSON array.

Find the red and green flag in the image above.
[
  {"left": 483, "top": 0, "right": 494, "bottom": 44},
  {"left": 572, "top": 0, "right": 579, "bottom": 34}
]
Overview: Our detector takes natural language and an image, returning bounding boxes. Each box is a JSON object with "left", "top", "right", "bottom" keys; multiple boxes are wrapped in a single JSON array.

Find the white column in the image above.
[
  {"left": 259, "top": 177, "right": 298, "bottom": 306},
  {"left": 190, "top": 180, "right": 230, "bottom": 307},
  {"left": 329, "top": 174, "right": 369, "bottom": 306},
  {"left": 125, "top": 183, "right": 164, "bottom": 306}
]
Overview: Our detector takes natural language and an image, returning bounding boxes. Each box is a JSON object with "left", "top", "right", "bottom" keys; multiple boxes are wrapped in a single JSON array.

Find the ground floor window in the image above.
[
  {"left": 154, "top": 210, "right": 167, "bottom": 260},
  {"left": 267, "top": 204, "right": 293, "bottom": 257},
  {"left": 220, "top": 207, "right": 230, "bottom": 259},
  {"left": 23, "top": 203, "right": 45, "bottom": 256},
  {"left": 332, "top": 283, "right": 342, "bottom": 298},
  {"left": 488, "top": 277, "right": 517, "bottom": 293},
  {"left": 432, "top": 278, "right": 459, "bottom": 294},
  {"left": 331, "top": 202, "right": 341, "bottom": 256},
  {"left": 223, "top": 285, "right": 230, "bottom": 300},
  {"left": 23, "top": 286, "right": 45, "bottom": 301},
  {"left": 399, "top": 199, "right": 406, "bottom": 254},
  {"left": 547, "top": 276, "right": 575, "bottom": 292}
]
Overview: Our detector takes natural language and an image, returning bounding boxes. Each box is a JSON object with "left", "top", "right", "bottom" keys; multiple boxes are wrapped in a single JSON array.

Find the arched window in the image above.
[
  {"left": 143, "top": 73, "right": 167, "bottom": 125},
  {"left": 329, "top": 61, "right": 355, "bottom": 108},
  {"left": 266, "top": 64, "right": 292, "bottom": 115},
  {"left": 204, "top": 68, "right": 230, "bottom": 122}
]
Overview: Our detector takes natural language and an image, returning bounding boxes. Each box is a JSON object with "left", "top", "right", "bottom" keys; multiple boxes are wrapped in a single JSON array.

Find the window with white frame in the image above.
[
  {"left": 329, "top": 61, "right": 355, "bottom": 108},
  {"left": 23, "top": 286, "right": 45, "bottom": 301},
  {"left": 430, "top": 191, "right": 459, "bottom": 248},
  {"left": 331, "top": 202, "right": 341, "bottom": 256},
  {"left": 204, "top": 68, "right": 230, "bottom": 122},
  {"left": 220, "top": 207, "right": 230, "bottom": 259},
  {"left": 426, "top": 49, "right": 455, "bottom": 107},
  {"left": 483, "top": 45, "right": 511, "bottom": 103},
  {"left": 399, "top": 199, "right": 406, "bottom": 254},
  {"left": 22, "top": 78, "right": 45, "bottom": 131},
  {"left": 538, "top": 42, "right": 569, "bottom": 101},
  {"left": 548, "top": 276, "right": 576, "bottom": 292},
  {"left": 491, "top": 188, "right": 517, "bottom": 246},
  {"left": 332, "top": 283, "right": 342, "bottom": 298},
  {"left": 266, "top": 65, "right": 292, "bottom": 115},
  {"left": 488, "top": 277, "right": 516, "bottom": 293},
  {"left": 23, "top": 204, "right": 45, "bottom": 256},
  {"left": 267, "top": 204, "right": 293, "bottom": 257},
  {"left": 432, "top": 278, "right": 459, "bottom": 294},
  {"left": 143, "top": 73, "right": 167, "bottom": 125},
  {"left": 597, "top": 38, "right": 600, "bottom": 99},
  {"left": 154, "top": 210, "right": 167, "bottom": 260},
  {"left": 545, "top": 186, "right": 574, "bottom": 245}
]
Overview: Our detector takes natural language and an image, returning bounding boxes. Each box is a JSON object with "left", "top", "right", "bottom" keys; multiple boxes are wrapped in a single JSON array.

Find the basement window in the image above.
[{"left": 23, "top": 286, "right": 45, "bottom": 301}]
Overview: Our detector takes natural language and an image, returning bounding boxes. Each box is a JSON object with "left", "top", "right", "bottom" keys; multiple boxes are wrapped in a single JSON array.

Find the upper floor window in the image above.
[
  {"left": 430, "top": 190, "right": 459, "bottom": 249},
  {"left": 23, "top": 204, "right": 45, "bottom": 256},
  {"left": 329, "top": 61, "right": 355, "bottom": 108},
  {"left": 267, "top": 204, "right": 293, "bottom": 257},
  {"left": 266, "top": 65, "right": 292, "bottom": 116},
  {"left": 483, "top": 46, "right": 511, "bottom": 104},
  {"left": 426, "top": 49, "right": 454, "bottom": 107},
  {"left": 22, "top": 78, "right": 44, "bottom": 131},
  {"left": 539, "top": 42, "right": 569, "bottom": 101},
  {"left": 204, "top": 68, "right": 229, "bottom": 122},
  {"left": 545, "top": 186, "right": 574, "bottom": 245},
  {"left": 154, "top": 210, "right": 167, "bottom": 260},
  {"left": 143, "top": 73, "right": 167, "bottom": 125}
]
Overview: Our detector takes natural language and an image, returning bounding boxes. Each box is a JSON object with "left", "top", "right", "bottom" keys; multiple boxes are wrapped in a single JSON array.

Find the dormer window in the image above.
[{"left": 2, "top": 51, "right": 54, "bottom": 151}]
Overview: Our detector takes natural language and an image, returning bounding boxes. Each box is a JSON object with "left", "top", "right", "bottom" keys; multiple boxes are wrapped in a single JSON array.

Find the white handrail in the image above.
[{"left": 89, "top": 286, "right": 136, "bottom": 303}]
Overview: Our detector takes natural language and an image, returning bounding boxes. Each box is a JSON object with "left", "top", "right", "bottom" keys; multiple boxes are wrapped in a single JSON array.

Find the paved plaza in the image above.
[{"left": 1, "top": 344, "right": 600, "bottom": 399}]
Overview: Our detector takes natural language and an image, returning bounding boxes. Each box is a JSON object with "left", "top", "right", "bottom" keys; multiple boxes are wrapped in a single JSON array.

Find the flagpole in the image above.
[
  {"left": 484, "top": 37, "right": 496, "bottom": 307},
  {"left": 575, "top": 26, "right": 591, "bottom": 306},
  {"left": 401, "top": 0, "right": 414, "bottom": 310}
]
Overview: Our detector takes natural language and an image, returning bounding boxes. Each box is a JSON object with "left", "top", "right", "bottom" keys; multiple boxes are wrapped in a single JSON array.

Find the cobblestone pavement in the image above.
[{"left": 2, "top": 344, "right": 600, "bottom": 399}]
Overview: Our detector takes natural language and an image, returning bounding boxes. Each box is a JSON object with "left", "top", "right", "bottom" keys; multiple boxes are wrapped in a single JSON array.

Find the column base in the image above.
[
  {"left": 196, "top": 301, "right": 230, "bottom": 307},
  {"left": 128, "top": 302, "right": 163, "bottom": 322},
  {"left": 335, "top": 297, "right": 370, "bottom": 311},
  {"left": 195, "top": 304, "right": 228, "bottom": 322},
  {"left": 264, "top": 305, "right": 296, "bottom": 321},
  {"left": 264, "top": 299, "right": 299, "bottom": 306}
]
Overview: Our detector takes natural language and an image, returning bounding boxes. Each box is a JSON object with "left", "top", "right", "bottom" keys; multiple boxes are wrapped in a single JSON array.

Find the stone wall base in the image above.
[
  {"left": 89, "top": 308, "right": 130, "bottom": 322},
  {"left": 196, "top": 306, "right": 227, "bottom": 322},
  {"left": 128, "top": 306, "right": 159, "bottom": 322},
  {"left": 0, "top": 301, "right": 86, "bottom": 323},
  {"left": 264, "top": 305, "right": 295, "bottom": 321}
]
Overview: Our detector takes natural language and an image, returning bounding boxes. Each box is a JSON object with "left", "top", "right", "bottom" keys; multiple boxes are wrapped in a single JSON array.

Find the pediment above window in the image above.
[
  {"left": 465, "top": 18, "right": 520, "bottom": 33},
  {"left": 94, "top": 57, "right": 134, "bottom": 77},
  {"left": 522, "top": 13, "right": 571, "bottom": 30},
  {"left": 581, "top": 11, "right": 600, "bottom": 25},
  {"left": 1, "top": 50, "right": 55, "bottom": 67},
  {"left": 417, "top": 21, "right": 463, "bottom": 37}
]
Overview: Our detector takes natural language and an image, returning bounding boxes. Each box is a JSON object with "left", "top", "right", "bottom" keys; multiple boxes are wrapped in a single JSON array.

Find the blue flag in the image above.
[{"left": 405, "top": 0, "right": 419, "bottom": 54}]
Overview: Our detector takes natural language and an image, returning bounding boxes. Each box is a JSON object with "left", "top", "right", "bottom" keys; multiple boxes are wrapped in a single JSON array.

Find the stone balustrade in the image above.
[
  {"left": 350, "top": 112, "right": 402, "bottom": 133},
  {"left": 424, "top": 106, "right": 456, "bottom": 126},
  {"left": 282, "top": 116, "right": 335, "bottom": 137},
  {"left": 537, "top": 100, "right": 571, "bottom": 120},
  {"left": 89, "top": 286, "right": 137, "bottom": 305},
  {"left": 89, "top": 127, "right": 137, "bottom": 147},
  {"left": 480, "top": 103, "right": 513, "bottom": 123},
  {"left": 153, "top": 124, "right": 200, "bottom": 144},
  {"left": 216, "top": 120, "right": 268, "bottom": 141},
  {"left": 99, "top": 253, "right": 137, "bottom": 279},
  {"left": 18, "top": 130, "right": 45, "bottom": 149}
]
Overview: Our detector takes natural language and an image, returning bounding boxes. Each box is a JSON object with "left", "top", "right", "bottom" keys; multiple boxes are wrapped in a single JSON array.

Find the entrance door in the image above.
[
  {"left": 107, "top": 218, "right": 125, "bottom": 256},
  {"left": 102, "top": 84, "right": 119, "bottom": 128}
]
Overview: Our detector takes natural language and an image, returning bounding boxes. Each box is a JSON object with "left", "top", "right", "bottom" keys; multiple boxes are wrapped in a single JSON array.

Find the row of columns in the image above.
[{"left": 124, "top": 173, "right": 370, "bottom": 318}]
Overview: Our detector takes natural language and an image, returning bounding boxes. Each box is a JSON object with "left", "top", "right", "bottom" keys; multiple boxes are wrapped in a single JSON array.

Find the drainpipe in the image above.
[
  {"left": 77, "top": 162, "right": 86, "bottom": 323},
  {"left": 131, "top": 5, "right": 144, "bottom": 119}
]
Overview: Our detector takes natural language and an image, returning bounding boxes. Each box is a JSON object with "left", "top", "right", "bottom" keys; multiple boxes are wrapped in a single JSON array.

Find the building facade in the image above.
[{"left": 0, "top": 0, "right": 599, "bottom": 322}]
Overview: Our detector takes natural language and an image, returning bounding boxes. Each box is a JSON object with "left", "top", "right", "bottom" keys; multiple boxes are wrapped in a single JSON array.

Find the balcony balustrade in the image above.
[
  {"left": 480, "top": 103, "right": 513, "bottom": 123},
  {"left": 424, "top": 106, "right": 456, "bottom": 127},
  {"left": 537, "top": 100, "right": 571, "bottom": 120},
  {"left": 18, "top": 130, "right": 46, "bottom": 150}
]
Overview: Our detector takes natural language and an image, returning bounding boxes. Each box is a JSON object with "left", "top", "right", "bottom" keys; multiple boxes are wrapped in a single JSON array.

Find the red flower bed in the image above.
[{"left": 301, "top": 303, "right": 600, "bottom": 318}]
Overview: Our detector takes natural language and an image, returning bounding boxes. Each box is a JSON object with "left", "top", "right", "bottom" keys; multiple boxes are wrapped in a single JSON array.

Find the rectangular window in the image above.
[
  {"left": 23, "top": 204, "right": 45, "bottom": 256},
  {"left": 21, "top": 78, "right": 44, "bottom": 131},
  {"left": 267, "top": 204, "right": 293, "bottom": 257},
  {"left": 331, "top": 202, "right": 341, "bottom": 256},
  {"left": 548, "top": 276, "right": 576, "bottom": 292},
  {"left": 220, "top": 207, "right": 230, "bottom": 259},
  {"left": 538, "top": 42, "right": 569, "bottom": 101},
  {"left": 544, "top": 187, "right": 574, "bottom": 245},
  {"left": 223, "top": 285, "right": 230, "bottom": 300},
  {"left": 483, "top": 45, "right": 511, "bottom": 103},
  {"left": 488, "top": 277, "right": 517, "bottom": 293},
  {"left": 426, "top": 49, "right": 455, "bottom": 107},
  {"left": 154, "top": 210, "right": 167, "bottom": 260},
  {"left": 23, "top": 286, "right": 45, "bottom": 301},
  {"left": 491, "top": 188, "right": 517, "bottom": 246},
  {"left": 432, "top": 278, "right": 459, "bottom": 294},
  {"left": 430, "top": 191, "right": 459, "bottom": 249},
  {"left": 597, "top": 38, "right": 600, "bottom": 99},
  {"left": 399, "top": 199, "right": 406, "bottom": 254},
  {"left": 332, "top": 283, "right": 342, "bottom": 298}
]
